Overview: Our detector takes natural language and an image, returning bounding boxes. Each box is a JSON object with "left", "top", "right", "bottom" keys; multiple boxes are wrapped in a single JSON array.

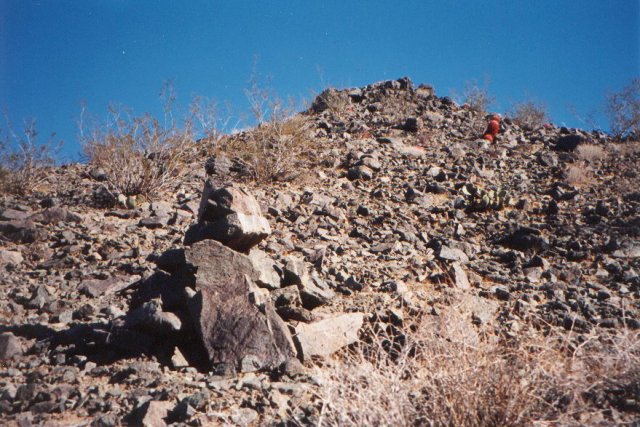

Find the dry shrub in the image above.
[
  {"left": 0, "top": 118, "right": 60, "bottom": 195},
  {"left": 81, "top": 89, "right": 217, "bottom": 198},
  {"left": 218, "top": 77, "right": 314, "bottom": 182},
  {"left": 576, "top": 144, "right": 608, "bottom": 162},
  {"left": 82, "top": 109, "right": 198, "bottom": 197},
  {"left": 510, "top": 100, "right": 548, "bottom": 130},
  {"left": 565, "top": 161, "right": 593, "bottom": 186},
  {"left": 315, "top": 308, "right": 640, "bottom": 427},
  {"left": 606, "top": 78, "right": 640, "bottom": 140},
  {"left": 455, "top": 79, "right": 495, "bottom": 114},
  {"left": 311, "top": 88, "right": 350, "bottom": 113},
  {"left": 222, "top": 113, "right": 313, "bottom": 182}
]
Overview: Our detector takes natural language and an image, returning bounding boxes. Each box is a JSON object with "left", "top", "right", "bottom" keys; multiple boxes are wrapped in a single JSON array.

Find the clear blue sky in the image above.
[{"left": 1, "top": 1, "right": 638, "bottom": 161}]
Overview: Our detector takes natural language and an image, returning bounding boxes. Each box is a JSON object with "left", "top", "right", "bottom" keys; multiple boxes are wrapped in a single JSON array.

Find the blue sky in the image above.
[{"left": 1, "top": 1, "right": 638, "bottom": 161}]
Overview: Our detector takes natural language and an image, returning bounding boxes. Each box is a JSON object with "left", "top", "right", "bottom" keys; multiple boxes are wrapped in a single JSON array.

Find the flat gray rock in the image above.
[{"left": 294, "top": 312, "right": 364, "bottom": 360}]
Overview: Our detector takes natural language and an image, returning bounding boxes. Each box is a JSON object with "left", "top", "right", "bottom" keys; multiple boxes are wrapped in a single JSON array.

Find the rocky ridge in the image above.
[{"left": 0, "top": 77, "right": 639, "bottom": 426}]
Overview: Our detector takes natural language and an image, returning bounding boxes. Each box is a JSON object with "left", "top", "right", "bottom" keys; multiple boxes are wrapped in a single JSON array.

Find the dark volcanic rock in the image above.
[
  {"left": 497, "top": 226, "right": 549, "bottom": 253},
  {"left": 185, "top": 240, "right": 296, "bottom": 373},
  {"left": 554, "top": 134, "right": 583, "bottom": 151}
]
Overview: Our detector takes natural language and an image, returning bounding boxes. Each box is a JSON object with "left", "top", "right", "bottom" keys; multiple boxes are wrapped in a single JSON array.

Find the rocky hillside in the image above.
[{"left": 0, "top": 77, "right": 638, "bottom": 426}]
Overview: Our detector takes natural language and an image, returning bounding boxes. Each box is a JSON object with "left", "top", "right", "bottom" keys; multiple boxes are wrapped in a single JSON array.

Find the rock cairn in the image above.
[{"left": 116, "top": 178, "right": 362, "bottom": 375}]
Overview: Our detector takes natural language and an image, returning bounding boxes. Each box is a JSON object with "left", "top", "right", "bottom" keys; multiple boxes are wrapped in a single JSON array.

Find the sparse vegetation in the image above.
[
  {"left": 0, "top": 118, "right": 60, "bottom": 195},
  {"left": 509, "top": 100, "right": 548, "bottom": 130},
  {"left": 310, "top": 87, "right": 350, "bottom": 114},
  {"left": 80, "top": 86, "right": 218, "bottom": 198},
  {"left": 576, "top": 143, "right": 608, "bottom": 162},
  {"left": 565, "top": 161, "right": 593, "bottom": 186},
  {"left": 458, "top": 79, "right": 495, "bottom": 114},
  {"left": 315, "top": 307, "right": 640, "bottom": 427},
  {"left": 606, "top": 78, "right": 640, "bottom": 140},
  {"left": 217, "top": 76, "right": 315, "bottom": 182}
]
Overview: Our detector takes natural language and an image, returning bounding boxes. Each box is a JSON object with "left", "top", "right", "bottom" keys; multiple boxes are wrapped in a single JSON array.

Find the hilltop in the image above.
[{"left": 0, "top": 78, "right": 639, "bottom": 426}]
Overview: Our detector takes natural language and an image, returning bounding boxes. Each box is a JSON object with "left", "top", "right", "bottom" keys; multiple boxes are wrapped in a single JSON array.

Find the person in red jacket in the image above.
[{"left": 482, "top": 114, "right": 501, "bottom": 142}]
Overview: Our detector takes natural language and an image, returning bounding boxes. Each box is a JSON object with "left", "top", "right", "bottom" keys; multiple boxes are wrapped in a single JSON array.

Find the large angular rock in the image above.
[
  {"left": 135, "top": 400, "right": 173, "bottom": 427},
  {"left": 29, "top": 207, "right": 82, "bottom": 224},
  {"left": 294, "top": 313, "right": 364, "bottom": 360},
  {"left": 185, "top": 240, "right": 295, "bottom": 373},
  {"left": 184, "top": 181, "right": 271, "bottom": 252},
  {"left": 78, "top": 275, "right": 131, "bottom": 298}
]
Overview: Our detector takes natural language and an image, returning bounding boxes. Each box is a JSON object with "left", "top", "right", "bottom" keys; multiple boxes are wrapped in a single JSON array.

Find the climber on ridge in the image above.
[{"left": 482, "top": 114, "right": 501, "bottom": 142}]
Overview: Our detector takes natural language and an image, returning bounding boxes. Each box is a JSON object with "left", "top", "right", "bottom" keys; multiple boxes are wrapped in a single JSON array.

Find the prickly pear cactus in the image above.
[{"left": 461, "top": 183, "right": 514, "bottom": 211}]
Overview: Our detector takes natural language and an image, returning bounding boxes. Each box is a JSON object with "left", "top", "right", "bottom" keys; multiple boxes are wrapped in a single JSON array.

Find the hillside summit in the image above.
[{"left": 0, "top": 77, "right": 639, "bottom": 426}]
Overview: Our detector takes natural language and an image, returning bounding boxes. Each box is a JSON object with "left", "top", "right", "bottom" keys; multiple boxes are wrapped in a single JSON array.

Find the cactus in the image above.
[{"left": 461, "top": 183, "right": 514, "bottom": 211}]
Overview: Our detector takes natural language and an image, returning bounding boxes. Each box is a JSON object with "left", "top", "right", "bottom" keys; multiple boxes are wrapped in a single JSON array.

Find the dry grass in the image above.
[
  {"left": 220, "top": 114, "right": 314, "bottom": 182},
  {"left": 576, "top": 144, "right": 608, "bottom": 163},
  {"left": 82, "top": 109, "right": 200, "bottom": 198},
  {"left": 314, "top": 307, "right": 640, "bottom": 427},
  {"left": 565, "top": 162, "right": 593, "bottom": 187}
]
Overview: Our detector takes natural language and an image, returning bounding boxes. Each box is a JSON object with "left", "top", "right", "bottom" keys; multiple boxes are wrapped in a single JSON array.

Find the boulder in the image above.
[
  {"left": 185, "top": 240, "right": 295, "bottom": 373},
  {"left": 124, "top": 298, "right": 182, "bottom": 335},
  {"left": 184, "top": 181, "right": 271, "bottom": 252},
  {"left": 136, "top": 400, "right": 173, "bottom": 427},
  {"left": 451, "top": 262, "right": 470, "bottom": 289},
  {"left": 0, "top": 208, "right": 30, "bottom": 221},
  {"left": 283, "top": 256, "right": 335, "bottom": 309},
  {"left": 555, "top": 134, "right": 583, "bottom": 151},
  {"left": 293, "top": 313, "right": 364, "bottom": 360},
  {"left": 78, "top": 275, "right": 131, "bottom": 298}
]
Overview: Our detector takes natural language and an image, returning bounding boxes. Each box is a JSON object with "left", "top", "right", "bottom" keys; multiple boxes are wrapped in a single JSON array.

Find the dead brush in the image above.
[
  {"left": 0, "top": 118, "right": 60, "bottom": 195},
  {"left": 576, "top": 144, "right": 608, "bottom": 163},
  {"left": 313, "top": 306, "right": 640, "bottom": 427},
  {"left": 509, "top": 100, "right": 548, "bottom": 130},
  {"left": 80, "top": 88, "right": 218, "bottom": 199},
  {"left": 221, "top": 113, "right": 314, "bottom": 183},
  {"left": 218, "top": 76, "right": 316, "bottom": 183},
  {"left": 564, "top": 161, "right": 593, "bottom": 187},
  {"left": 81, "top": 108, "right": 200, "bottom": 198}
]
